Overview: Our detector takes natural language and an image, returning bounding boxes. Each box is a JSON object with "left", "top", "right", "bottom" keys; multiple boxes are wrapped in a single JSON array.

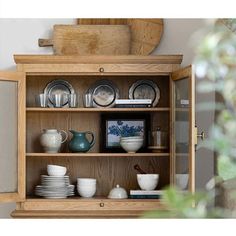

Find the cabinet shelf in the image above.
[
  {"left": 25, "top": 196, "right": 162, "bottom": 202},
  {"left": 175, "top": 108, "right": 189, "bottom": 112},
  {"left": 26, "top": 153, "right": 170, "bottom": 157},
  {"left": 26, "top": 107, "right": 170, "bottom": 112}
]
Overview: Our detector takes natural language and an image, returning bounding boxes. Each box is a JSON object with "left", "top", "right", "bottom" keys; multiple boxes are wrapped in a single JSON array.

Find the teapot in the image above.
[{"left": 68, "top": 130, "right": 95, "bottom": 153}]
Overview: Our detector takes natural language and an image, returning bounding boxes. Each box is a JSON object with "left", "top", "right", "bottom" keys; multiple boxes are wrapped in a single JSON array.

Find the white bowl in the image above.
[
  {"left": 137, "top": 174, "right": 159, "bottom": 191},
  {"left": 175, "top": 174, "right": 189, "bottom": 190},
  {"left": 47, "top": 165, "right": 66, "bottom": 176},
  {"left": 77, "top": 185, "right": 96, "bottom": 198},
  {"left": 47, "top": 164, "right": 66, "bottom": 171},
  {"left": 77, "top": 178, "right": 96, "bottom": 184},
  {"left": 120, "top": 140, "right": 143, "bottom": 153},
  {"left": 120, "top": 136, "right": 143, "bottom": 140}
]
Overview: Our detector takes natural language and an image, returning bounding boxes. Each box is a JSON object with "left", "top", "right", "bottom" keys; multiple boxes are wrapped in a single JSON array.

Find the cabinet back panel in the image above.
[
  {"left": 26, "top": 75, "right": 169, "bottom": 108},
  {"left": 26, "top": 112, "right": 169, "bottom": 153},
  {"left": 26, "top": 156, "right": 169, "bottom": 196}
]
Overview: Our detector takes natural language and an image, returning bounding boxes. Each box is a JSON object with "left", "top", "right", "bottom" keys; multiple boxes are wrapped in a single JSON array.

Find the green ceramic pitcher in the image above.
[{"left": 69, "top": 130, "right": 95, "bottom": 153}]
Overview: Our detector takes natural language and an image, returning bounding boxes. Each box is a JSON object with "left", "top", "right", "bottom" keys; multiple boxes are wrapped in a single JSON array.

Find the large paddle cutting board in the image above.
[{"left": 39, "top": 24, "right": 131, "bottom": 55}]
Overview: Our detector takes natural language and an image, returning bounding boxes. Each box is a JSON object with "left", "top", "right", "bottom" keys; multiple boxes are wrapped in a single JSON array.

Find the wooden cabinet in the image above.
[{"left": 0, "top": 55, "right": 195, "bottom": 218}]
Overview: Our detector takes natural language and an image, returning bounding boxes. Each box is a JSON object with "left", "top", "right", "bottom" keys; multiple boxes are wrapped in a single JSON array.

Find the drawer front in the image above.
[
  {"left": 23, "top": 63, "right": 179, "bottom": 74},
  {"left": 22, "top": 199, "right": 163, "bottom": 211}
]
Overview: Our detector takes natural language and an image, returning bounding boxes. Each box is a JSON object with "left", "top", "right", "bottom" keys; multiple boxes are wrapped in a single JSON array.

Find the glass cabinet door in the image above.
[
  {"left": 0, "top": 72, "right": 25, "bottom": 202},
  {"left": 170, "top": 66, "right": 195, "bottom": 193}
]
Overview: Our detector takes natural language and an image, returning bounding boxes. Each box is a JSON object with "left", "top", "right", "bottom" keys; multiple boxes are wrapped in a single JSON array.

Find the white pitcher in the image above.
[{"left": 40, "top": 129, "right": 68, "bottom": 153}]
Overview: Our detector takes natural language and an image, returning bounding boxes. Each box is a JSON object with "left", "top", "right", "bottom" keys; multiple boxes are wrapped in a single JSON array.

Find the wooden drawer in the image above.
[
  {"left": 20, "top": 198, "right": 163, "bottom": 211},
  {"left": 21, "top": 63, "right": 180, "bottom": 75}
]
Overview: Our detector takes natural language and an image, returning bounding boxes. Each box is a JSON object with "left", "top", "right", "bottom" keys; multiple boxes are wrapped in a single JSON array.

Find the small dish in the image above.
[{"left": 108, "top": 184, "right": 128, "bottom": 199}]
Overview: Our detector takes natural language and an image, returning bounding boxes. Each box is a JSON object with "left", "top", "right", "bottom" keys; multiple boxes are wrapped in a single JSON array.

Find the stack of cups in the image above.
[{"left": 77, "top": 178, "right": 96, "bottom": 198}]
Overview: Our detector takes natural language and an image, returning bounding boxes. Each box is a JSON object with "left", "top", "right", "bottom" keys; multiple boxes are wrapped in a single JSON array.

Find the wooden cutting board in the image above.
[
  {"left": 77, "top": 18, "right": 164, "bottom": 55},
  {"left": 39, "top": 25, "right": 131, "bottom": 55}
]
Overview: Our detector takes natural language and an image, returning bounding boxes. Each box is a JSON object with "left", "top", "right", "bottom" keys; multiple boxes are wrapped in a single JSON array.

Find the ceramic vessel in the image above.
[
  {"left": 175, "top": 174, "right": 189, "bottom": 190},
  {"left": 77, "top": 178, "right": 97, "bottom": 198},
  {"left": 47, "top": 164, "right": 67, "bottom": 176},
  {"left": 120, "top": 139, "right": 143, "bottom": 153},
  {"left": 137, "top": 174, "right": 159, "bottom": 191},
  {"left": 40, "top": 129, "right": 68, "bottom": 153},
  {"left": 108, "top": 184, "right": 128, "bottom": 199},
  {"left": 69, "top": 130, "right": 95, "bottom": 153}
]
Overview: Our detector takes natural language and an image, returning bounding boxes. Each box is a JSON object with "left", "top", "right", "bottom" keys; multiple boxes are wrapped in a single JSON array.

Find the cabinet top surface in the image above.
[{"left": 14, "top": 54, "right": 183, "bottom": 65}]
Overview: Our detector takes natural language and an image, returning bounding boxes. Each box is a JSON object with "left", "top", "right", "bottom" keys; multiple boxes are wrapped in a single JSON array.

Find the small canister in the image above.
[{"left": 151, "top": 127, "right": 168, "bottom": 151}]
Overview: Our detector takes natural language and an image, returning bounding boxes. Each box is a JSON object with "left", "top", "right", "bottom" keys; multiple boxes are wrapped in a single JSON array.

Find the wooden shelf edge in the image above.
[
  {"left": 11, "top": 210, "right": 149, "bottom": 218},
  {"left": 14, "top": 54, "right": 183, "bottom": 65},
  {"left": 25, "top": 196, "right": 162, "bottom": 202},
  {"left": 26, "top": 153, "right": 170, "bottom": 157},
  {"left": 26, "top": 107, "right": 170, "bottom": 112}
]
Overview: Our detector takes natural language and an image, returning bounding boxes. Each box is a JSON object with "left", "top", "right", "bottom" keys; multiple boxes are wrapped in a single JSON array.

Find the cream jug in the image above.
[{"left": 40, "top": 129, "right": 68, "bottom": 153}]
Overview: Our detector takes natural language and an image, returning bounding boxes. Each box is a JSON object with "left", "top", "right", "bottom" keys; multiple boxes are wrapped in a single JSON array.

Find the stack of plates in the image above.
[{"left": 35, "top": 175, "right": 75, "bottom": 199}]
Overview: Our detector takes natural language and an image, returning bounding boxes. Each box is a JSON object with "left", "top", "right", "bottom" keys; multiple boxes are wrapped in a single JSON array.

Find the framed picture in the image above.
[{"left": 100, "top": 113, "right": 150, "bottom": 152}]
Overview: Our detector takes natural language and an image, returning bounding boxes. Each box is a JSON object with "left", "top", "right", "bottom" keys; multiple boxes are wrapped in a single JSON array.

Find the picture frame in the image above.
[{"left": 100, "top": 113, "right": 150, "bottom": 153}]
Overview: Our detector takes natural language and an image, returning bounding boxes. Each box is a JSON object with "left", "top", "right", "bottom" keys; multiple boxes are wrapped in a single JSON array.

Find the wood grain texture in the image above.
[
  {"left": 46, "top": 25, "right": 131, "bottom": 55},
  {"left": 77, "top": 18, "right": 164, "bottom": 55},
  {"left": 26, "top": 153, "right": 169, "bottom": 157},
  {"left": 26, "top": 107, "right": 170, "bottom": 112},
  {"left": 14, "top": 54, "right": 183, "bottom": 65},
  {"left": 19, "top": 198, "right": 163, "bottom": 211},
  {"left": 11, "top": 209, "right": 163, "bottom": 218}
]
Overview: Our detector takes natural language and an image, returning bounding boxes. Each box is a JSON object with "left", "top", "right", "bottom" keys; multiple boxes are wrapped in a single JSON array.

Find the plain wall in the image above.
[{"left": 0, "top": 19, "right": 214, "bottom": 218}]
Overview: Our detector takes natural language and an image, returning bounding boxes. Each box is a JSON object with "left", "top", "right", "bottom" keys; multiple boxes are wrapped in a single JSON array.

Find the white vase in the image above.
[{"left": 40, "top": 129, "right": 68, "bottom": 153}]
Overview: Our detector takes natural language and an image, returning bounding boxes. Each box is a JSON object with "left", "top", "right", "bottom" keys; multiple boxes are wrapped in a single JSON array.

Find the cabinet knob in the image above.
[
  {"left": 99, "top": 67, "right": 104, "bottom": 73},
  {"left": 99, "top": 202, "right": 104, "bottom": 207},
  {"left": 197, "top": 131, "right": 205, "bottom": 140}
]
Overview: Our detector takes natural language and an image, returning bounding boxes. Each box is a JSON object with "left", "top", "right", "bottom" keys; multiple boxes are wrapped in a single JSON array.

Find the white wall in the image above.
[{"left": 0, "top": 19, "right": 214, "bottom": 218}]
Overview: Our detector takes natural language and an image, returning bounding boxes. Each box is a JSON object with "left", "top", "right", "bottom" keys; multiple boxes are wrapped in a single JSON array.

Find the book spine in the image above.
[
  {"left": 115, "top": 104, "right": 151, "bottom": 108},
  {"left": 129, "top": 195, "right": 161, "bottom": 199}
]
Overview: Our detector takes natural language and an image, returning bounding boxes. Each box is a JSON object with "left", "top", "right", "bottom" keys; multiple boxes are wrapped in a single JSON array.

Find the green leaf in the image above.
[{"left": 218, "top": 155, "right": 236, "bottom": 180}]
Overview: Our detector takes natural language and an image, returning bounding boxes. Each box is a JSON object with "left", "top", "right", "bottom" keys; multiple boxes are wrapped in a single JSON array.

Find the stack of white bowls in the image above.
[
  {"left": 77, "top": 178, "right": 96, "bottom": 198},
  {"left": 47, "top": 164, "right": 67, "bottom": 176},
  {"left": 120, "top": 136, "right": 144, "bottom": 153}
]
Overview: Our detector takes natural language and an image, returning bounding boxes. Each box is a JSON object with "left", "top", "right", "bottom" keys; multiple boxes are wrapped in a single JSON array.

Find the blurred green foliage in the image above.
[{"left": 144, "top": 19, "right": 236, "bottom": 218}]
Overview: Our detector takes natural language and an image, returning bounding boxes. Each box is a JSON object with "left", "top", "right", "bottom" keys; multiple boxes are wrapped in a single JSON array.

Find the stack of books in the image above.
[
  {"left": 115, "top": 99, "right": 152, "bottom": 108},
  {"left": 129, "top": 190, "right": 163, "bottom": 199}
]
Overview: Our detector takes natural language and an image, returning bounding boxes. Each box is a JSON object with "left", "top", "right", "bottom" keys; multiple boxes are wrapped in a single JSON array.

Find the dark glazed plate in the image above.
[
  {"left": 44, "top": 79, "right": 75, "bottom": 107},
  {"left": 129, "top": 80, "right": 160, "bottom": 107},
  {"left": 87, "top": 80, "right": 120, "bottom": 108}
]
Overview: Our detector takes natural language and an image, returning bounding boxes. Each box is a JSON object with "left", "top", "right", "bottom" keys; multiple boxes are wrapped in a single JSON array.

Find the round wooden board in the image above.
[{"left": 77, "top": 18, "right": 164, "bottom": 55}]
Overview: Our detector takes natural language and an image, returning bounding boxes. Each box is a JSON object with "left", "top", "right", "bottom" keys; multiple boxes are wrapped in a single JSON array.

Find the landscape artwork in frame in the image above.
[{"left": 100, "top": 113, "right": 150, "bottom": 152}]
